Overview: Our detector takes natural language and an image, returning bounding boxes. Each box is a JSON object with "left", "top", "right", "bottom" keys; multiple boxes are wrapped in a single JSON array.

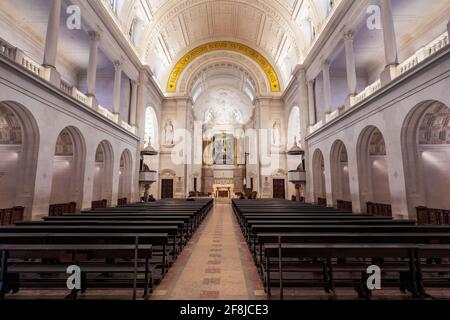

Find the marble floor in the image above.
[{"left": 151, "top": 203, "right": 266, "bottom": 300}]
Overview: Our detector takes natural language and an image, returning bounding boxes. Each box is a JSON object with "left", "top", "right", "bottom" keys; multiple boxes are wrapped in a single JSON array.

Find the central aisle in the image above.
[{"left": 152, "top": 203, "right": 265, "bottom": 300}]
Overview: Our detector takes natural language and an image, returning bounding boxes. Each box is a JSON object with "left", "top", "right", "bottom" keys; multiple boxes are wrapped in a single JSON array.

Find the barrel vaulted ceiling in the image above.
[{"left": 104, "top": 0, "right": 340, "bottom": 93}]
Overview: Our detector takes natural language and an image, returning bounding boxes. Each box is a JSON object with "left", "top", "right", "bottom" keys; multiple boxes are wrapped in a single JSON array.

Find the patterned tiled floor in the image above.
[{"left": 151, "top": 203, "right": 266, "bottom": 300}]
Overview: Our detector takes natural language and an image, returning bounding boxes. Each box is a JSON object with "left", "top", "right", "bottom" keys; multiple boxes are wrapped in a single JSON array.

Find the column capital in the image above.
[
  {"left": 343, "top": 31, "right": 354, "bottom": 41},
  {"left": 307, "top": 79, "right": 315, "bottom": 87},
  {"left": 88, "top": 31, "right": 101, "bottom": 42},
  {"left": 114, "top": 60, "right": 123, "bottom": 70},
  {"left": 322, "top": 59, "right": 330, "bottom": 68}
]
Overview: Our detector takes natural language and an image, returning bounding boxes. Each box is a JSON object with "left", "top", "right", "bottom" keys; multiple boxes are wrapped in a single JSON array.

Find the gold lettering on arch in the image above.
[{"left": 166, "top": 41, "right": 281, "bottom": 93}]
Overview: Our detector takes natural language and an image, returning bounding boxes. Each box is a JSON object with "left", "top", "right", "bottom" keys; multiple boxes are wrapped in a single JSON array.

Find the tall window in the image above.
[
  {"left": 328, "top": 0, "right": 335, "bottom": 14},
  {"left": 144, "top": 107, "right": 156, "bottom": 147},
  {"left": 129, "top": 19, "right": 138, "bottom": 44},
  {"left": 109, "top": 0, "right": 117, "bottom": 14}
]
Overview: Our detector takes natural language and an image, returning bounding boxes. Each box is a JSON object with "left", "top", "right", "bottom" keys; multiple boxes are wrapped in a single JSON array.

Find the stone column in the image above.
[
  {"left": 129, "top": 80, "right": 138, "bottom": 126},
  {"left": 307, "top": 80, "right": 316, "bottom": 126},
  {"left": 322, "top": 60, "right": 332, "bottom": 115},
  {"left": 43, "top": 0, "right": 62, "bottom": 85},
  {"left": 380, "top": 0, "right": 398, "bottom": 85},
  {"left": 135, "top": 70, "right": 146, "bottom": 137},
  {"left": 86, "top": 31, "right": 100, "bottom": 102},
  {"left": 112, "top": 61, "right": 122, "bottom": 121},
  {"left": 344, "top": 31, "right": 357, "bottom": 107}
]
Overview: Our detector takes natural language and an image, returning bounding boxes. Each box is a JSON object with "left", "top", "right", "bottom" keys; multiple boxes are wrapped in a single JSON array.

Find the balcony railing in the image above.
[
  {"left": 0, "top": 36, "right": 137, "bottom": 135},
  {"left": 352, "top": 80, "right": 381, "bottom": 105},
  {"left": 139, "top": 171, "right": 157, "bottom": 183},
  {"left": 397, "top": 32, "right": 449, "bottom": 77},
  {"left": 310, "top": 29, "right": 449, "bottom": 135},
  {"left": 288, "top": 170, "right": 306, "bottom": 183}
]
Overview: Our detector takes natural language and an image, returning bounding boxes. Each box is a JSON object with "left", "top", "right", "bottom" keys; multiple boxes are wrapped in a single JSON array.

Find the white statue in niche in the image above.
[
  {"left": 272, "top": 120, "right": 281, "bottom": 146},
  {"left": 164, "top": 120, "right": 174, "bottom": 146}
]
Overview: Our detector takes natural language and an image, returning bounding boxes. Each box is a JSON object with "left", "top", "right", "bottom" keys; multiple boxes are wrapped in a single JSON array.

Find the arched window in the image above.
[
  {"left": 129, "top": 18, "right": 138, "bottom": 44},
  {"left": 328, "top": 0, "right": 335, "bottom": 14},
  {"left": 287, "top": 106, "right": 301, "bottom": 148},
  {"left": 109, "top": 0, "right": 118, "bottom": 14},
  {"left": 144, "top": 107, "right": 157, "bottom": 147}
]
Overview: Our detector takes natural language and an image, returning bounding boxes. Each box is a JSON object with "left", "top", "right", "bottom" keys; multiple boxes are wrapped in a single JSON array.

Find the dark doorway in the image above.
[
  {"left": 273, "top": 179, "right": 285, "bottom": 199},
  {"left": 161, "top": 179, "right": 174, "bottom": 199}
]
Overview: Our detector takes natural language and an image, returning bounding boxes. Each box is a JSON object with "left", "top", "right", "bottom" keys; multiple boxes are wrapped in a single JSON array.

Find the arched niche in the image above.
[
  {"left": 357, "top": 126, "right": 391, "bottom": 210},
  {"left": 144, "top": 106, "right": 159, "bottom": 149},
  {"left": 0, "top": 101, "right": 39, "bottom": 218},
  {"left": 312, "top": 148, "right": 326, "bottom": 202},
  {"left": 92, "top": 140, "right": 114, "bottom": 205},
  {"left": 402, "top": 100, "right": 450, "bottom": 211},
  {"left": 118, "top": 149, "right": 133, "bottom": 201},
  {"left": 49, "top": 126, "right": 86, "bottom": 211},
  {"left": 287, "top": 106, "right": 301, "bottom": 148},
  {"left": 330, "top": 140, "right": 351, "bottom": 205}
]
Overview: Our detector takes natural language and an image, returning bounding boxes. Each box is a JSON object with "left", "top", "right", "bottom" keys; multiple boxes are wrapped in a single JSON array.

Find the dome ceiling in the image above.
[{"left": 105, "top": 0, "right": 340, "bottom": 93}]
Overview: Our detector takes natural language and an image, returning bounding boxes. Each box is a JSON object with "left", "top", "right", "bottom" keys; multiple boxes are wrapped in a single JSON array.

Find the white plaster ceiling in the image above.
[{"left": 123, "top": 0, "right": 340, "bottom": 90}]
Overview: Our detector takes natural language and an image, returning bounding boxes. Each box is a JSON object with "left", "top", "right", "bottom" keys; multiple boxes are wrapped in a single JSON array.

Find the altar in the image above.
[{"left": 213, "top": 183, "right": 234, "bottom": 199}]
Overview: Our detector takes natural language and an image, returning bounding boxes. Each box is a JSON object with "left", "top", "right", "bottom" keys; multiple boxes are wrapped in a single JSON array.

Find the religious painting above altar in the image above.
[{"left": 213, "top": 133, "right": 235, "bottom": 165}]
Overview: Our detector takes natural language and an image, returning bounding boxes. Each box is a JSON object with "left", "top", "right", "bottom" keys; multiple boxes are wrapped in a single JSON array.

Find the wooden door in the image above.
[
  {"left": 161, "top": 179, "right": 174, "bottom": 199},
  {"left": 272, "top": 179, "right": 285, "bottom": 199}
]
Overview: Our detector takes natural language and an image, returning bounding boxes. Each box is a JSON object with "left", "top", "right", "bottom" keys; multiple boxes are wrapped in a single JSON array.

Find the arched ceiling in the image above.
[{"left": 106, "top": 0, "right": 340, "bottom": 94}]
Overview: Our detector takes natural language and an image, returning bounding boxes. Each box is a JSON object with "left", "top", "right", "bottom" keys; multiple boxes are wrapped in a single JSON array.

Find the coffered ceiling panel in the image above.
[{"left": 183, "top": 5, "right": 210, "bottom": 41}]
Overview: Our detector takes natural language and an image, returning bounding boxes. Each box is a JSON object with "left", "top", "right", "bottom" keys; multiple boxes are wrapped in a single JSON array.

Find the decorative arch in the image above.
[
  {"left": 312, "top": 148, "right": 326, "bottom": 202},
  {"left": 330, "top": 140, "right": 350, "bottom": 205},
  {"left": 93, "top": 140, "right": 114, "bottom": 205},
  {"left": 0, "top": 101, "right": 40, "bottom": 219},
  {"left": 166, "top": 41, "right": 281, "bottom": 93},
  {"left": 144, "top": 106, "right": 159, "bottom": 148},
  {"left": 401, "top": 100, "right": 450, "bottom": 212},
  {"left": 50, "top": 126, "right": 86, "bottom": 211},
  {"left": 287, "top": 106, "right": 301, "bottom": 148},
  {"left": 118, "top": 149, "right": 133, "bottom": 201},
  {"left": 357, "top": 125, "right": 391, "bottom": 212}
]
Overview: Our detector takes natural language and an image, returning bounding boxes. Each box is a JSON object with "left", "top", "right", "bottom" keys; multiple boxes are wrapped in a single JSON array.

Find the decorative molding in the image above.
[{"left": 166, "top": 41, "right": 281, "bottom": 93}]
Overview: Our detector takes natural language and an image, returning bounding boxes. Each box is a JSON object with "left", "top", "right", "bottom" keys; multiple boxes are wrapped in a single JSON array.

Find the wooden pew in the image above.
[
  {"left": 336, "top": 200, "right": 353, "bottom": 211},
  {"left": 263, "top": 243, "right": 450, "bottom": 299},
  {"left": 91, "top": 199, "right": 107, "bottom": 210},
  {"left": 0, "top": 243, "right": 153, "bottom": 299},
  {"left": 0, "top": 225, "right": 179, "bottom": 264},
  {"left": 367, "top": 202, "right": 392, "bottom": 217},
  {"left": 0, "top": 207, "right": 24, "bottom": 226},
  {"left": 17, "top": 220, "right": 189, "bottom": 249},
  {"left": 417, "top": 206, "right": 450, "bottom": 225},
  {"left": 49, "top": 202, "right": 76, "bottom": 216},
  {"left": 0, "top": 233, "right": 170, "bottom": 277},
  {"left": 117, "top": 198, "right": 128, "bottom": 206}
]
